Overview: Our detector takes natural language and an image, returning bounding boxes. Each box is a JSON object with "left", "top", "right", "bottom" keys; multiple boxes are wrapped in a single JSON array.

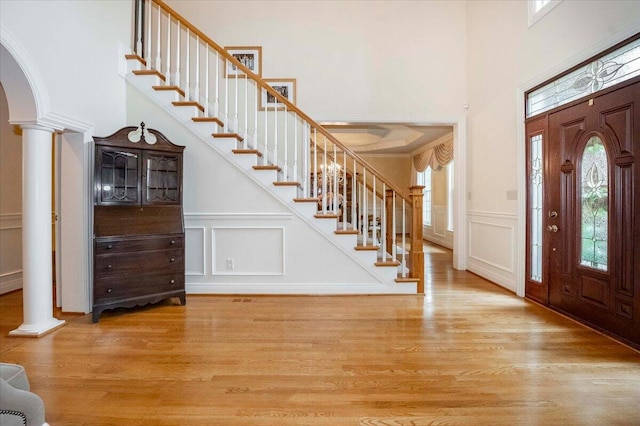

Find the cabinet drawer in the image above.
[
  {"left": 94, "top": 273, "right": 184, "bottom": 302},
  {"left": 95, "top": 249, "right": 183, "bottom": 275},
  {"left": 95, "top": 236, "right": 183, "bottom": 254}
]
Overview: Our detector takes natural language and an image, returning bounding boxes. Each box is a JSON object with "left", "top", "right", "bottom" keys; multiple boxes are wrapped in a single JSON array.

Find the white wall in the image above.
[
  {"left": 164, "top": 0, "right": 468, "bottom": 123},
  {"left": 0, "top": 0, "right": 131, "bottom": 134},
  {"left": 0, "top": 84, "right": 23, "bottom": 294}
]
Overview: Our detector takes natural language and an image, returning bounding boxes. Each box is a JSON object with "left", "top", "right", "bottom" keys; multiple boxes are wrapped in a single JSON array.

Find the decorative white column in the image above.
[{"left": 10, "top": 124, "right": 66, "bottom": 337}]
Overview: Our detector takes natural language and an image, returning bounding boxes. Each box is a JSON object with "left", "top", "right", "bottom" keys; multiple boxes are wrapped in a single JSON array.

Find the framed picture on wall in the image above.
[
  {"left": 260, "top": 78, "right": 296, "bottom": 110},
  {"left": 224, "top": 46, "right": 262, "bottom": 78}
]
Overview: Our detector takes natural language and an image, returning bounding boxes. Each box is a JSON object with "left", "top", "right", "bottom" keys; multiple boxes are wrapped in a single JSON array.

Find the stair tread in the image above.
[
  {"left": 293, "top": 198, "right": 319, "bottom": 203},
  {"left": 125, "top": 54, "right": 146, "bottom": 66},
  {"left": 173, "top": 101, "right": 205, "bottom": 112},
  {"left": 153, "top": 85, "right": 186, "bottom": 98},
  {"left": 132, "top": 69, "right": 166, "bottom": 82},
  {"left": 253, "top": 165, "right": 281, "bottom": 171},
  {"left": 232, "top": 149, "right": 263, "bottom": 157},
  {"left": 395, "top": 276, "right": 420, "bottom": 283},
  {"left": 213, "top": 132, "right": 243, "bottom": 142},
  {"left": 335, "top": 229, "right": 360, "bottom": 235},
  {"left": 273, "top": 181, "right": 300, "bottom": 187},
  {"left": 314, "top": 213, "right": 340, "bottom": 219},
  {"left": 193, "top": 117, "right": 224, "bottom": 126},
  {"left": 375, "top": 260, "right": 401, "bottom": 267},
  {"left": 355, "top": 245, "right": 379, "bottom": 251}
]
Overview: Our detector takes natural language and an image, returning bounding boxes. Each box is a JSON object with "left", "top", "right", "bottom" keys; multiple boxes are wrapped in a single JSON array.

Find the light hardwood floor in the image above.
[{"left": 1, "top": 243, "right": 639, "bottom": 425}]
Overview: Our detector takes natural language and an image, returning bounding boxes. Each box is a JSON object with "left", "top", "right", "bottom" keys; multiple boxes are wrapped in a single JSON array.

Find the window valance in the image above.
[{"left": 413, "top": 139, "right": 453, "bottom": 172}]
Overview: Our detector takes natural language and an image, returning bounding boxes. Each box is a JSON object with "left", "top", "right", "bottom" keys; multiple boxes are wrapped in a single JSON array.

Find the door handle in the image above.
[
  {"left": 547, "top": 225, "right": 558, "bottom": 232},
  {"left": 549, "top": 211, "right": 558, "bottom": 218}
]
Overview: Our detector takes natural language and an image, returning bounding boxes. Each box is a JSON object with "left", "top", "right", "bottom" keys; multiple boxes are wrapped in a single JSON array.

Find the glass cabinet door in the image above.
[
  {"left": 97, "top": 147, "right": 140, "bottom": 204},
  {"left": 143, "top": 152, "right": 181, "bottom": 205}
]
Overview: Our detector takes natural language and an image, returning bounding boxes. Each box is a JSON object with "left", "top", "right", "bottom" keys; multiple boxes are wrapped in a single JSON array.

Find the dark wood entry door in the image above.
[{"left": 543, "top": 80, "right": 640, "bottom": 347}]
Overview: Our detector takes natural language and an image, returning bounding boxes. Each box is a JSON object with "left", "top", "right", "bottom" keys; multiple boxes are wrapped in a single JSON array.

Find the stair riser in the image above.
[
  {"left": 211, "top": 138, "right": 238, "bottom": 154},
  {"left": 151, "top": 89, "right": 180, "bottom": 105},
  {"left": 290, "top": 202, "right": 317, "bottom": 217},
  {"left": 172, "top": 106, "right": 201, "bottom": 122},
  {"left": 229, "top": 153, "right": 258, "bottom": 170},
  {"left": 271, "top": 184, "right": 298, "bottom": 201},
  {"left": 252, "top": 170, "right": 279, "bottom": 186}
]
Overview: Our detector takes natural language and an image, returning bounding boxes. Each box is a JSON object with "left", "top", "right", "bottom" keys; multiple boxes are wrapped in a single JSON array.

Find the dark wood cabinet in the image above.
[{"left": 92, "top": 124, "right": 186, "bottom": 322}]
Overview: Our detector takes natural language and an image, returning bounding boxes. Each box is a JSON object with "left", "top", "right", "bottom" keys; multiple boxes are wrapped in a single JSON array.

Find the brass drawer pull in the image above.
[
  {"left": 107, "top": 265, "right": 112, "bottom": 269},
  {"left": 170, "top": 279, "right": 175, "bottom": 284},
  {"left": 107, "top": 244, "right": 113, "bottom": 249},
  {"left": 170, "top": 257, "right": 175, "bottom": 262},
  {"left": 170, "top": 240, "right": 176, "bottom": 245},
  {"left": 107, "top": 288, "right": 112, "bottom": 293}
]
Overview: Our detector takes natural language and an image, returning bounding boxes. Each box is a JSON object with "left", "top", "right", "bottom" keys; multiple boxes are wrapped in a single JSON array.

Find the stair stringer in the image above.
[{"left": 121, "top": 63, "right": 416, "bottom": 294}]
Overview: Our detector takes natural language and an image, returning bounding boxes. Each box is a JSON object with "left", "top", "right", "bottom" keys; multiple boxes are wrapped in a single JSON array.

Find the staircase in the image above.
[{"left": 122, "top": 0, "right": 424, "bottom": 294}]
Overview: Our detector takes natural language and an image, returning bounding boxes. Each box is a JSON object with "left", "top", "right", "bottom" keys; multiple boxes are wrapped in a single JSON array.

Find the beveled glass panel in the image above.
[
  {"left": 529, "top": 134, "right": 543, "bottom": 282},
  {"left": 100, "top": 149, "right": 139, "bottom": 203},
  {"left": 580, "top": 136, "right": 608, "bottom": 271},
  {"left": 145, "top": 153, "right": 180, "bottom": 204},
  {"left": 527, "top": 37, "right": 640, "bottom": 118}
]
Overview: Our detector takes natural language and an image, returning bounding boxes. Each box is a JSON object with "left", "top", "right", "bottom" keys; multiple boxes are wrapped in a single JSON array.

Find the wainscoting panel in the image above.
[
  {"left": 0, "top": 213, "right": 22, "bottom": 294},
  {"left": 467, "top": 210, "right": 518, "bottom": 292},
  {"left": 212, "top": 226, "right": 285, "bottom": 276},
  {"left": 185, "top": 227, "right": 206, "bottom": 276},
  {"left": 424, "top": 205, "right": 453, "bottom": 249}
]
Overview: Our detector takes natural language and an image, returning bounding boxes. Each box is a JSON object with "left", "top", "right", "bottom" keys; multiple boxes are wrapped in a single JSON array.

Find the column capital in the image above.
[{"left": 19, "top": 123, "right": 56, "bottom": 133}]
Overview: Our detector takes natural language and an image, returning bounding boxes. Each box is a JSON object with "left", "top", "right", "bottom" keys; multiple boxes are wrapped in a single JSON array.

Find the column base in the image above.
[{"left": 9, "top": 318, "right": 66, "bottom": 337}]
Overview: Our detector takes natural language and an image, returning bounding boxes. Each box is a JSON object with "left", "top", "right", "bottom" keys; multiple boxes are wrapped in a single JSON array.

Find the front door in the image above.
[{"left": 527, "top": 78, "right": 640, "bottom": 347}]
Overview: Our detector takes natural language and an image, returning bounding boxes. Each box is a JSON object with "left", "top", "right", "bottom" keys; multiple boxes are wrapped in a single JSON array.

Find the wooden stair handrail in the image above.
[{"left": 151, "top": 0, "right": 409, "bottom": 201}]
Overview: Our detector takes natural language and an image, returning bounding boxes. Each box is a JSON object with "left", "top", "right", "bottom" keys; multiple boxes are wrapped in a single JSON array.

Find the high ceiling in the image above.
[{"left": 322, "top": 123, "right": 453, "bottom": 155}]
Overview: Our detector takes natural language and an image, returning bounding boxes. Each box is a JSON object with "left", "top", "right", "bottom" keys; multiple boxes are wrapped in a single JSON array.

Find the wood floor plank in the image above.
[{"left": 1, "top": 243, "right": 639, "bottom": 425}]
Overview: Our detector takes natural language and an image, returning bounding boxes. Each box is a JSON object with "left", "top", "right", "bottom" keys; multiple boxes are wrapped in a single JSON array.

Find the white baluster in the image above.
[
  {"left": 392, "top": 192, "right": 397, "bottom": 260},
  {"left": 234, "top": 73, "right": 238, "bottom": 133},
  {"left": 146, "top": 0, "right": 152, "bottom": 67},
  {"left": 214, "top": 50, "right": 219, "bottom": 118},
  {"left": 184, "top": 28, "right": 190, "bottom": 100},
  {"left": 363, "top": 168, "right": 367, "bottom": 246},
  {"left": 273, "top": 100, "right": 278, "bottom": 168},
  {"left": 135, "top": 0, "right": 143, "bottom": 55},
  {"left": 194, "top": 35, "right": 200, "bottom": 107},
  {"left": 313, "top": 128, "right": 318, "bottom": 203},
  {"left": 244, "top": 75, "right": 248, "bottom": 142},
  {"left": 263, "top": 87, "right": 268, "bottom": 165},
  {"left": 165, "top": 11, "right": 171, "bottom": 84},
  {"left": 332, "top": 144, "right": 338, "bottom": 214},
  {"left": 372, "top": 175, "right": 377, "bottom": 245},
  {"left": 204, "top": 47, "right": 209, "bottom": 116},
  {"left": 322, "top": 137, "right": 327, "bottom": 214},
  {"left": 175, "top": 21, "right": 181, "bottom": 89},
  {"left": 155, "top": 5, "right": 161, "bottom": 70},
  {"left": 283, "top": 107, "right": 288, "bottom": 181},
  {"left": 253, "top": 81, "right": 258, "bottom": 150},
  {"left": 382, "top": 183, "right": 387, "bottom": 261},
  {"left": 351, "top": 158, "right": 356, "bottom": 231},
  {"left": 293, "top": 113, "right": 299, "bottom": 188},
  {"left": 224, "top": 62, "right": 229, "bottom": 131}
]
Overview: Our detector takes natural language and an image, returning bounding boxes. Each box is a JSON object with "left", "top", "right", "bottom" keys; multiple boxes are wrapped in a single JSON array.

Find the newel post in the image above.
[{"left": 409, "top": 185, "right": 425, "bottom": 294}]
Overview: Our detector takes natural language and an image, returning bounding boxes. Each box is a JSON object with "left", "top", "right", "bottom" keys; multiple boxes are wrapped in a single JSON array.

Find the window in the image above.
[
  {"left": 527, "top": 36, "right": 640, "bottom": 118},
  {"left": 447, "top": 161, "right": 454, "bottom": 231},
  {"left": 529, "top": 134, "right": 543, "bottom": 282},
  {"left": 417, "top": 167, "right": 432, "bottom": 226},
  {"left": 528, "top": 0, "right": 562, "bottom": 27}
]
